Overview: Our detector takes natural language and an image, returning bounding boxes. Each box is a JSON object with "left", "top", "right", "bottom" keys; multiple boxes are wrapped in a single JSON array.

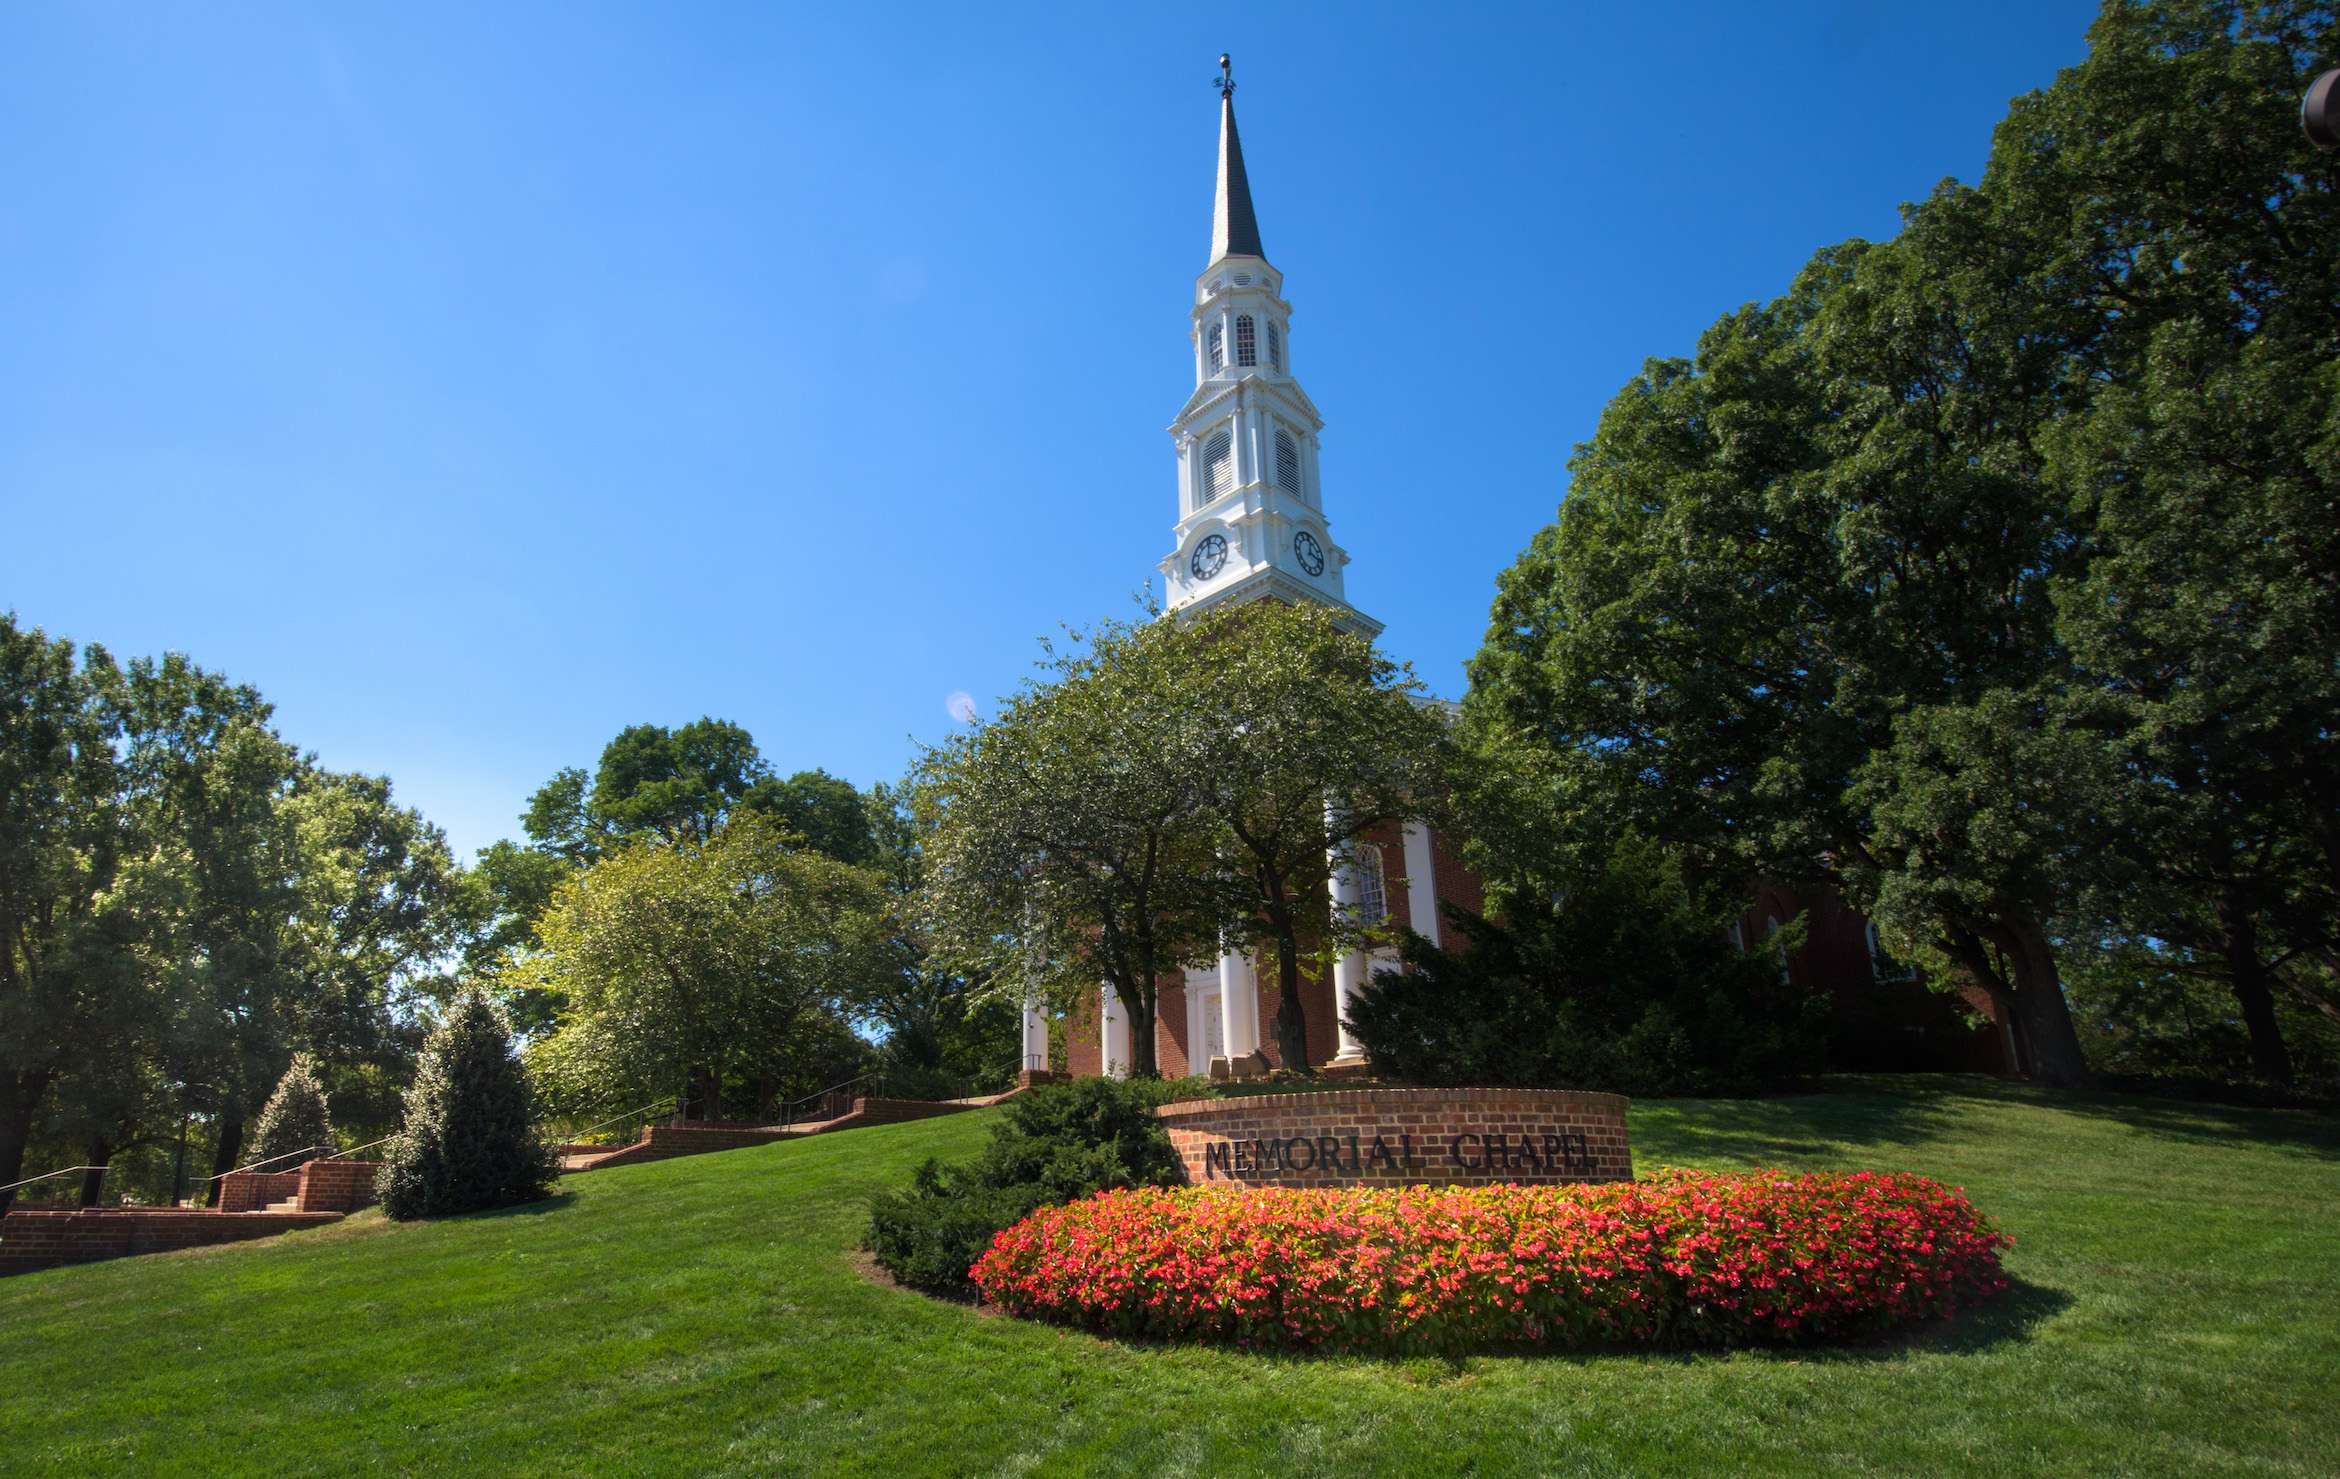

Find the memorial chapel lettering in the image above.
[{"left": 1198, "top": 1127, "right": 1594, "bottom": 1179}]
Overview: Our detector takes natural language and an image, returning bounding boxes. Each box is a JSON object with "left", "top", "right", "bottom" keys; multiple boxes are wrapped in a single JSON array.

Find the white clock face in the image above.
[
  {"left": 1294, "top": 531, "right": 1325, "bottom": 576},
  {"left": 1190, "top": 534, "right": 1229, "bottom": 581}
]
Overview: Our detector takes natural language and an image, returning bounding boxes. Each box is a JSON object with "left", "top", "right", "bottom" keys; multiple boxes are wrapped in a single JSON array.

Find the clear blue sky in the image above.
[{"left": 1, "top": 1, "right": 2107, "bottom": 864}]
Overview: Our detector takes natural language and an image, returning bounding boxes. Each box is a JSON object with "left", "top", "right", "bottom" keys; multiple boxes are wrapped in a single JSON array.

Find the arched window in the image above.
[
  {"left": 1866, "top": 921, "right": 1916, "bottom": 982},
  {"left": 1355, "top": 844, "right": 1387, "bottom": 922},
  {"left": 1266, "top": 321, "right": 1282, "bottom": 371},
  {"left": 1234, "top": 315, "right": 1257, "bottom": 367},
  {"left": 1274, "top": 428, "right": 1300, "bottom": 492},
  {"left": 1203, "top": 430, "right": 1233, "bottom": 501},
  {"left": 1206, "top": 322, "right": 1224, "bottom": 374}
]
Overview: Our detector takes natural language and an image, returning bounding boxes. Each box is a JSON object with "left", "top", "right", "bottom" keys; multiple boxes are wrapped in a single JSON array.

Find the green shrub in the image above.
[
  {"left": 865, "top": 1077, "right": 1187, "bottom": 1296},
  {"left": 249, "top": 1053, "right": 335, "bottom": 1166},
  {"left": 380, "top": 991, "right": 559, "bottom": 1221},
  {"left": 1347, "top": 834, "right": 1829, "bottom": 1097}
]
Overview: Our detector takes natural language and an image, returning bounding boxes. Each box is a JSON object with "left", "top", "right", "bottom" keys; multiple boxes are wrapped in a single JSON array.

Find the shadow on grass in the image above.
[
  {"left": 1634, "top": 1079, "right": 1982, "bottom": 1166},
  {"left": 2040, "top": 1092, "right": 2340, "bottom": 1160},
  {"left": 889, "top": 1262, "right": 2074, "bottom": 1371},
  {"left": 1632, "top": 1073, "right": 2340, "bottom": 1167},
  {"left": 439, "top": 1191, "right": 579, "bottom": 1222}
]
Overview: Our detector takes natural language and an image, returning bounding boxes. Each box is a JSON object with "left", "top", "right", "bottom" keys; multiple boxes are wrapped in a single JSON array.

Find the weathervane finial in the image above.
[{"left": 1216, "top": 53, "right": 1234, "bottom": 100}]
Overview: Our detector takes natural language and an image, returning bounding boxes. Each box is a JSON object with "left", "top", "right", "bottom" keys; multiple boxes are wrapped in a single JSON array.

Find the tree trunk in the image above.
[
  {"left": 203, "top": 1112, "right": 245, "bottom": 1208},
  {"left": 172, "top": 1114, "right": 191, "bottom": 1207},
  {"left": 77, "top": 1136, "right": 112, "bottom": 1208},
  {"left": 1941, "top": 929, "right": 2025, "bottom": 1082},
  {"left": 2001, "top": 917, "right": 2090, "bottom": 1088},
  {"left": 1122, "top": 982, "right": 1160, "bottom": 1078},
  {"left": 1271, "top": 920, "right": 1310, "bottom": 1071},
  {"left": 2220, "top": 891, "right": 2294, "bottom": 1086},
  {"left": 0, "top": 1068, "right": 52, "bottom": 1216}
]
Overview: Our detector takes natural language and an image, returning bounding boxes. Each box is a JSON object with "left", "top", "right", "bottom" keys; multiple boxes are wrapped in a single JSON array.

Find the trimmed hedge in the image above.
[
  {"left": 970, "top": 1169, "right": 2011, "bottom": 1354},
  {"left": 864, "top": 1077, "right": 1189, "bottom": 1296}
]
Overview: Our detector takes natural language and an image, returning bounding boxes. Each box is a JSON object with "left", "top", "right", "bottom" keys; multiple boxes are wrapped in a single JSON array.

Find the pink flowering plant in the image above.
[{"left": 968, "top": 1169, "right": 2011, "bottom": 1355}]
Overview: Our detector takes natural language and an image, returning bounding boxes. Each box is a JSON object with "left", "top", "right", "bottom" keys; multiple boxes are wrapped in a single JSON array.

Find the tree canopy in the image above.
[
  {"left": 522, "top": 814, "right": 892, "bottom": 1121},
  {"left": 0, "top": 614, "right": 477, "bottom": 1209},
  {"left": 916, "top": 601, "right": 1451, "bottom": 1075},
  {"left": 1464, "top": 0, "right": 2337, "bottom": 1088}
]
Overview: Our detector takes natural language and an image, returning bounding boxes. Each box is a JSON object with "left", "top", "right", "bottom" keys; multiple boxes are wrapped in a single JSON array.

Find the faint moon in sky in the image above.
[{"left": 945, "top": 690, "right": 978, "bottom": 724}]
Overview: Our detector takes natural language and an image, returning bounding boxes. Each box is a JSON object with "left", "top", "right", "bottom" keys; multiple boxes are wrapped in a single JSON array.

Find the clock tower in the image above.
[{"left": 1160, "top": 59, "right": 1380, "bottom": 639}]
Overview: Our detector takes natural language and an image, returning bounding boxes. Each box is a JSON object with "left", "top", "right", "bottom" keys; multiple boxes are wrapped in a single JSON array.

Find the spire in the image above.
[{"left": 1209, "top": 54, "right": 1264, "bottom": 264}]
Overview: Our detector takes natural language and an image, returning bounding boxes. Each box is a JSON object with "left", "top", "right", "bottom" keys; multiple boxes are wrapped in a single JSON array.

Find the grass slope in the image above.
[{"left": 1, "top": 1077, "right": 2334, "bottom": 1477}]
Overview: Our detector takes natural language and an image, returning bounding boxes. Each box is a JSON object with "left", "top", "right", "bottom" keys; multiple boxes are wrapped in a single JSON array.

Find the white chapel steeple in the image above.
[{"left": 1160, "top": 57, "right": 1380, "bottom": 637}]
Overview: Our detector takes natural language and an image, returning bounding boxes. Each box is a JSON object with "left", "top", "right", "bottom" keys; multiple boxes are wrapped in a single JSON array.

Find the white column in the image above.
[
  {"left": 1402, "top": 820, "right": 1441, "bottom": 948},
  {"left": 1217, "top": 947, "right": 1258, "bottom": 1061},
  {"left": 1100, "top": 985, "right": 1129, "bottom": 1080},
  {"left": 1021, "top": 997, "right": 1049, "bottom": 1076},
  {"left": 1326, "top": 823, "right": 1369, "bottom": 1065}
]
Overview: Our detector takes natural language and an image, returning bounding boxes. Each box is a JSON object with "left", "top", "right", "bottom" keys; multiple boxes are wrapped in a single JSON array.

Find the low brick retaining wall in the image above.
[
  {"left": 0, "top": 1208, "right": 341, "bottom": 1277},
  {"left": 218, "top": 1170, "right": 302, "bottom": 1213},
  {"left": 296, "top": 1159, "right": 380, "bottom": 1214},
  {"left": 569, "top": 1098, "right": 988, "bottom": 1171},
  {"left": 849, "top": 1097, "right": 980, "bottom": 1127},
  {"left": 1155, "top": 1087, "right": 1634, "bottom": 1188},
  {"left": 579, "top": 1124, "right": 799, "bottom": 1170}
]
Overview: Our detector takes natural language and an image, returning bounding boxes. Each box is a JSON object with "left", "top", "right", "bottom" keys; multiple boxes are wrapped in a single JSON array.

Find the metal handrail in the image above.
[
  {"left": 0, "top": 1166, "right": 110, "bottom": 1198},
  {"left": 202, "top": 1142, "right": 337, "bottom": 1183},
  {"left": 554, "top": 1099, "right": 676, "bottom": 1151},
  {"left": 778, "top": 1070, "right": 886, "bottom": 1128}
]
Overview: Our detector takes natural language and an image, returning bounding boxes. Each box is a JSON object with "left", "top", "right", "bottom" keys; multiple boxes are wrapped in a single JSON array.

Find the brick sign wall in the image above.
[{"left": 1154, "top": 1087, "right": 1633, "bottom": 1189}]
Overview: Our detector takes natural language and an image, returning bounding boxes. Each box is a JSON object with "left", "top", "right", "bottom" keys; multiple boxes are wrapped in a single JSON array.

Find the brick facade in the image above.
[
  {"left": 1154, "top": 1087, "right": 1633, "bottom": 1189},
  {"left": 1742, "top": 882, "right": 2006, "bottom": 1073}
]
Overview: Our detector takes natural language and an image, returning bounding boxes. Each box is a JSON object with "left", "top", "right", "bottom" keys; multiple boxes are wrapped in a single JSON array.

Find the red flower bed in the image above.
[{"left": 969, "top": 1169, "right": 2011, "bottom": 1354}]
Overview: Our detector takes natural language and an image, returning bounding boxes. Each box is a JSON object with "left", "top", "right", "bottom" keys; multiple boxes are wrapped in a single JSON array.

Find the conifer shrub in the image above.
[
  {"left": 865, "top": 1077, "right": 1188, "bottom": 1296},
  {"left": 249, "top": 1053, "right": 335, "bottom": 1167},
  {"left": 380, "top": 991, "right": 559, "bottom": 1221}
]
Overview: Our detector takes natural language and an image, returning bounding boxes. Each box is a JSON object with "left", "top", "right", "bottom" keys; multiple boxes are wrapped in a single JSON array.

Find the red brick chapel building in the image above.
[{"left": 1033, "top": 65, "right": 2001, "bottom": 1084}]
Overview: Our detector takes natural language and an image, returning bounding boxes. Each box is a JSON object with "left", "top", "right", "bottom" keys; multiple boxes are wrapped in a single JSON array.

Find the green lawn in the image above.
[{"left": 1, "top": 1077, "right": 2334, "bottom": 1477}]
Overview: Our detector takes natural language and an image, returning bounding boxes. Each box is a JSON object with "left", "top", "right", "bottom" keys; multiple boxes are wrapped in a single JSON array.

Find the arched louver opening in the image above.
[
  {"left": 1274, "top": 428, "right": 1300, "bottom": 492},
  {"left": 1203, "top": 430, "right": 1233, "bottom": 502},
  {"left": 1234, "top": 315, "right": 1257, "bottom": 367},
  {"left": 1206, "top": 322, "right": 1224, "bottom": 374},
  {"left": 1266, "top": 321, "right": 1282, "bottom": 372}
]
